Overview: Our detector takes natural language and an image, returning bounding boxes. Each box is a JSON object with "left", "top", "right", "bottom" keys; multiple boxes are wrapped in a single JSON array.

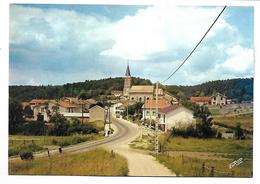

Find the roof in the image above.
[
  {"left": 144, "top": 99, "right": 170, "bottom": 109},
  {"left": 58, "top": 100, "right": 79, "bottom": 108},
  {"left": 30, "top": 99, "right": 49, "bottom": 104},
  {"left": 158, "top": 105, "right": 179, "bottom": 113},
  {"left": 21, "top": 102, "right": 30, "bottom": 109},
  {"left": 129, "top": 85, "right": 154, "bottom": 94},
  {"left": 164, "top": 93, "right": 178, "bottom": 102},
  {"left": 89, "top": 105, "right": 104, "bottom": 111},
  {"left": 125, "top": 64, "right": 131, "bottom": 76},
  {"left": 60, "top": 112, "right": 89, "bottom": 118},
  {"left": 211, "top": 92, "right": 226, "bottom": 98},
  {"left": 190, "top": 97, "right": 210, "bottom": 102}
]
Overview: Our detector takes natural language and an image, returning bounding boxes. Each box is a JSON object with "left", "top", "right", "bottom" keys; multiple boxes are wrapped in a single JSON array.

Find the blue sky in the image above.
[{"left": 9, "top": 4, "right": 254, "bottom": 85}]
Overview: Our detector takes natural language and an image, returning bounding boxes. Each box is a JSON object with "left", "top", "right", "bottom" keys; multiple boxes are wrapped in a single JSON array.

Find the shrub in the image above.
[{"left": 19, "top": 149, "right": 33, "bottom": 160}]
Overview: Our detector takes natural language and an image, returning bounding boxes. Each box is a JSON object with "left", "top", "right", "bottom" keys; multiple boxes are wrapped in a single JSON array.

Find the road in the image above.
[{"left": 9, "top": 113, "right": 175, "bottom": 176}]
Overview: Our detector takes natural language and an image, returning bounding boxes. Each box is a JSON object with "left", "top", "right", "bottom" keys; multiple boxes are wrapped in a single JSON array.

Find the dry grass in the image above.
[
  {"left": 9, "top": 148, "right": 128, "bottom": 176},
  {"left": 156, "top": 154, "right": 252, "bottom": 177}
]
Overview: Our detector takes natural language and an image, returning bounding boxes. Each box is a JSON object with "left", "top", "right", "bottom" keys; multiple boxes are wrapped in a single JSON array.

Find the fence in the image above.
[{"left": 201, "top": 162, "right": 234, "bottom": 177}]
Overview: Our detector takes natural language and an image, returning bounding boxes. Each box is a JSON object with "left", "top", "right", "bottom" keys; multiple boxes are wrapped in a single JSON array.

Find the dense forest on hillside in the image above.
[
  {"left": 165, "top": 78, "right": 253, "bottom": 102},
  {"left": 9, "top": 77, "right": 253, "bottom": 102},
  {"left": 9, "top": 77, "right": 152, "bottom": 102}
]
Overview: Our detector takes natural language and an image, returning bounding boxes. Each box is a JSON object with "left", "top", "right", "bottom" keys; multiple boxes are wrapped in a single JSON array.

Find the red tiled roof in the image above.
[
  {"left": 144, "top": 99, "right": 170, "bottom": 109},
  {"left": 30, "top": 99, "right": 49, "bottom": 104},
  {"left": 158, "top": 105, "right": 179, "bottom": 113},
  {"left": 21, "top": 102, "right": 30, "bottom": 109},
  {"left": 190, "top": 97, "right": 210, "bottom": 102}
]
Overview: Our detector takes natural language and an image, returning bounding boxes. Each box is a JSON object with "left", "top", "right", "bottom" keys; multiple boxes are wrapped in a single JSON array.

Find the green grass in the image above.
[
  {"left": 209, "top": 108, "right": 221, "bottom": 115},
  {"left": 165, "top": 137, "right": 252, "bottom": 159},
  {"left": 9, "top": 148, "right": 128, "bottom": 176},
  {"left": 9, "top": 134, "right": 103, "bottom": 157},
  {"left": 213, "top": 113, "right": 253, "bottom": 131},
  {"left": 156, "top": 154, "right": 252, "bottom": 177}
]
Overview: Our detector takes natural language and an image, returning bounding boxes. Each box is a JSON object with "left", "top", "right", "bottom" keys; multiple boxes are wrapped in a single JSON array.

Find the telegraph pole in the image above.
[{"left": 155, "top": 81, "right": 159, "bottom": 154}]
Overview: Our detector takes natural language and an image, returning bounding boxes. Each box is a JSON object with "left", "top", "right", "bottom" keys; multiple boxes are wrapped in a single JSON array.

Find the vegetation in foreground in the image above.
[
  {"left": 9, "top": 148, "right": 128, "bottom": 176},
  {"left": 156, "top": 154, "right": 252, "bottom": 177},
  {"left": 9, "top": 134, "right": 103, "bottom": 157}
]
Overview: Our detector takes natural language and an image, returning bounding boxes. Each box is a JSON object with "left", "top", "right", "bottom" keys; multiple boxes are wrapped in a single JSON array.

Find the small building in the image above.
[
  {"left": 129, "top": 85, "right": 155, "bottom": 102},
  {"left": 190, "top": 97, "right": 211, "bottom": 106},
  {"left": 210, "top": 93, "right": 227, "bottom": 105},
  {"left": 163, "top": 92, "right": 179, "bottom": 104},
  {"left": 158, "top": 105, "right": 195, "bottom": 132},
  {"left": 89, "top": 105, "right": 105, "bottom": 122},
  {"left": 142, "top": 99, "right": 171, "bottom": 120}
]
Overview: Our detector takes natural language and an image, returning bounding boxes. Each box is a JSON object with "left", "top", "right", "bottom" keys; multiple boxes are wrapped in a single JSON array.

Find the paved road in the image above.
[{"left": 9, "top": 113, "right": 175, "bottom": 176}]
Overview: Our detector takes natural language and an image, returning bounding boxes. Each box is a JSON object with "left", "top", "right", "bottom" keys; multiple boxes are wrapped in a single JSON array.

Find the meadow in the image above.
[
  {"left": 212, "top": 113, "right": 253, "bottom": 132},
  {"left": 9, "top": 148, "right": 128, "bottom": 176},
  {"left": 156, "top": 154, "right": 252, "bottom": 177},
  {"left": 9, "top": 120, "right": 105, "bottom": 157}
]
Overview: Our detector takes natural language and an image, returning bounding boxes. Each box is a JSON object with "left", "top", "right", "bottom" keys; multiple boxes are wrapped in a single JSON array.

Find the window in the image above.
[
  {"left": 146, "top": 111, "right": 150, "bottom": 115},
  {"left": 131, "top": 97, "right": 134, "bottom": 100},
  {"left": 221, "top": 97, "right": 223, "bottom": 100},
  {"left": 153, "top": 111, "right": 156, "bottom": 116},
  {"left": 139, "top": 97, "right": 142, "bottom": 102},
  {"left": 214, "top": 97, "right": 216, "bottom": 100},
  {"left": 147, "top": 97, "right": 150, "bottom": 100}
]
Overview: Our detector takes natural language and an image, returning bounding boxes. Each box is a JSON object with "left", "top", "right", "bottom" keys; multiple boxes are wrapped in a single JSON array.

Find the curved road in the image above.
[{"left": 9, "top": 113, "right": 175, "bottom": 176}]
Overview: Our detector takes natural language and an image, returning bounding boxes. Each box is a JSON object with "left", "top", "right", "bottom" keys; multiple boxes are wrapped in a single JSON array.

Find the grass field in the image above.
[
  {"left": 156, "top": 154, "right": 252, "bottom": 177},
  {"left": 212, "top": 113, "right": 253, "bottom": 132},
  {"left": 165, "top": 137, "right": 252, "bottom": 159},
  {"left": 9, "top": 120, "right": 105, "bottom": 157},
  {"left": 9, "top": 148, "right": 128, "bottom": 176}
]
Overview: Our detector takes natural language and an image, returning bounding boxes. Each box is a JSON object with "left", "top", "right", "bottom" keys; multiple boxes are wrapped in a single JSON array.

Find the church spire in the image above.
[{"left": 125, "top": 63, "right": 131, "bottom": 77}]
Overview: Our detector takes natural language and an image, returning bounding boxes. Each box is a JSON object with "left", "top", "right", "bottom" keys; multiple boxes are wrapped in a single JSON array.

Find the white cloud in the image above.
[
  {"left": 9, "top": 5, "right": 253, "bottom": 85},
  {"left": 100, "top": 6, "right": 239, "bottom": 61}
]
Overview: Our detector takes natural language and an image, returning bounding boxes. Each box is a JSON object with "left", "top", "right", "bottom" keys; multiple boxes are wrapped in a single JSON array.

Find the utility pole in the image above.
[
  {"left": 155, "top": 81, "right": 159, "bottom": 154},
  {"left": 127, "top": 97, "right": 129, "bottom": 121},
  {"left": 81, "top": 103, "right": 84, "bottom": 124}
]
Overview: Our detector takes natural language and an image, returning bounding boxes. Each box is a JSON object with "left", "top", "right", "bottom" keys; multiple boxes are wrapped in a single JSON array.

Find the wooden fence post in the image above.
[
  {"left": 211, "top": 167, "right": 214, "bottom": 176},
  {"left": 202, "top": 162, "right": 205, "bottom": 175},
  {"left": 47, "top": 148, "right": 50, "bottom": 157}
]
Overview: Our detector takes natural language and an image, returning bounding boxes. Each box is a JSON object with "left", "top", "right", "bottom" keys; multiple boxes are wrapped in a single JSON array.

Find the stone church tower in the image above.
[{"left": 123, "top": 63, "right": 131, "bottom": 97}]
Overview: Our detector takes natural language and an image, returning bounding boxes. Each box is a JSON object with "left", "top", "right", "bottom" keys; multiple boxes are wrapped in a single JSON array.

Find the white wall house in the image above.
[{"left": 158, "top": 105, "right": 195, "bottom": 131}]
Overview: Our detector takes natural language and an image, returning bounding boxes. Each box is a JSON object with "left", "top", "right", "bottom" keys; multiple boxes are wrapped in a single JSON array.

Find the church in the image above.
[{"left": 122, "top": 64, "right": 172, "bottom": 103}]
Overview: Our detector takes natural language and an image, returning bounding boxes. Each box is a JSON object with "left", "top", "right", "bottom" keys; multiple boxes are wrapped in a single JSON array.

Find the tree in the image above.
[
  {"left": 194, "top": 105, "right": 216, "bottom": 138},
  {"left": 78, "top": 90, "right": 88, "bottom": 100},
  {"left": 49, "top": 113, "right": 70, "bottom": 136},
  {"left": 9, "top": 98, "right": 24, "bottom": 134},
  {"left": 235, "top": 124, "right": 244, "bottom": 139}
]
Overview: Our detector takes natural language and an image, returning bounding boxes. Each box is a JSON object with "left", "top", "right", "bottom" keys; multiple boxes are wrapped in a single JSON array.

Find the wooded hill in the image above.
[
  {"left": 165, "top": 78, "right": 253, "bottom": 102},
  {"left": 9, "top": 77, "right": 253, "bottom": 102}
]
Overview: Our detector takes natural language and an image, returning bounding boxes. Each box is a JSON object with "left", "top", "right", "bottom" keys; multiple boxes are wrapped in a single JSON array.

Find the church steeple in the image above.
[
  {"left": 125, "top": 63, "right": 131, "bottom": 77},
  {"left": 123, "top": 63, "right": 131, "bottom": 97}
]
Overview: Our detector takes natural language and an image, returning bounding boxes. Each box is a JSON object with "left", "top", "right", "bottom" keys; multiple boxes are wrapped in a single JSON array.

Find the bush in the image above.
[{"left": 19, "top": 149, "right": 33, "bottom": 160}]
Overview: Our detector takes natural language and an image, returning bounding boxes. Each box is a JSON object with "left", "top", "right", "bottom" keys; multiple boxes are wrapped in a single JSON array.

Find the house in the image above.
[
  {"left": 129, "top": 85, "right": 155, "bottom": 102},
  {"left": 190, "top": 92, "right": 227, "bottom": 106},
  {"left": 142, "top": 99, "right": 171, "bottom": 120},
  {"left": 89, "top": 105, "right": 105, "bottom": 122},
  {"left": 111, "top": 90, "right": 123, "bottom": 98},
  {"left": 210, "top": 93, "right": 227, "bottom": 105},
  {"left": 190, "top": 97, "right": 211, "bottom": 106},
  {"left": 158, "top": 105, "right": 195, "bottom": 132},
  {"left": 163, "top": 92, "right": 179, "bottom": 104},
  {"left": 113, "top": 102, "right": 125, "bottom": 117}
]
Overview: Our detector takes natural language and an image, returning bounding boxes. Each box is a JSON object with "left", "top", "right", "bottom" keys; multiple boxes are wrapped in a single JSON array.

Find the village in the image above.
[{"left": 19, "top": 64, "right": 253, "bottom": 139}]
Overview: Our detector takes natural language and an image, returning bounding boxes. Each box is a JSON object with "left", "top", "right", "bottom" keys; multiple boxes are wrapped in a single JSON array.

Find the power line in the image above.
[{"left": 161, "top": 6, "right": 227, "bottom": 84}]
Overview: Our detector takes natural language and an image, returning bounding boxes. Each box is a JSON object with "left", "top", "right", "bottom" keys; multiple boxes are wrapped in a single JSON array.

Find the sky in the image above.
[{"left": 9, "top": 4, "right": 254, "bottom": 86}]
